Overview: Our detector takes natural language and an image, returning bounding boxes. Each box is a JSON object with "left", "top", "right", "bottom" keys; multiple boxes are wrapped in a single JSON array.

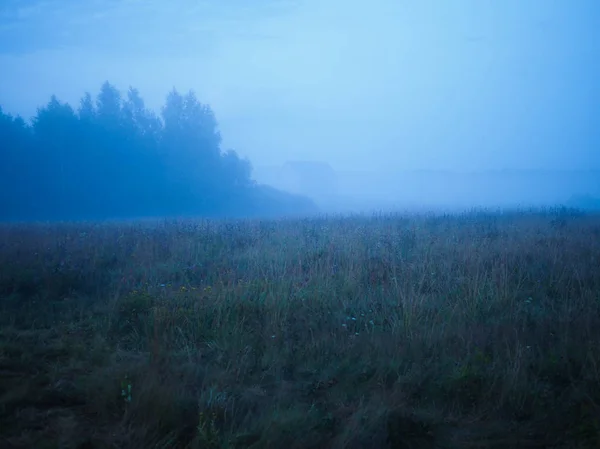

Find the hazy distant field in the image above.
[{"left": 1, "top": 209, "right": 599, "bottom": 448}]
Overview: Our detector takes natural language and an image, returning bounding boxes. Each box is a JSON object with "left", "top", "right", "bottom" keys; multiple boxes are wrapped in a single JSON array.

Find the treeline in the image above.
[{"left": 0, "top": 82, "right": 316, "bottom": 221}]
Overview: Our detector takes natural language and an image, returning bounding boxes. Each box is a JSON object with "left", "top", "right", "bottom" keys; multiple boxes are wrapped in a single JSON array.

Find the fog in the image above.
[{"left": 1, "top": 0, "right": 599, "bottom": 217}]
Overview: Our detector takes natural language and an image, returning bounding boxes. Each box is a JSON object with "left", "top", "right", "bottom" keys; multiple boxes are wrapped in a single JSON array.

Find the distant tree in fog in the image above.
[{"left": 0, "top": 82, "right": 316, "bottom": 220}]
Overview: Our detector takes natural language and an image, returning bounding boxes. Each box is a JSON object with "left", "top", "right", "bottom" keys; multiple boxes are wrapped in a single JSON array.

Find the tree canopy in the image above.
[{"left": 0, "top": 82, "right": 316, "bottom": 221}]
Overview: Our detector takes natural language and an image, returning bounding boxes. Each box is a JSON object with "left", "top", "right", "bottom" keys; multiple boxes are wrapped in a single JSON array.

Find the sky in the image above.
[{"left": 0, "top": 0, "right": 599, "bottom": 172}]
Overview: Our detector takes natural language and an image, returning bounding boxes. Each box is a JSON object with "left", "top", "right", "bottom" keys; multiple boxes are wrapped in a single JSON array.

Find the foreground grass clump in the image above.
[{"left": 1, "top": 209, "right": 599, "bottom": 448}]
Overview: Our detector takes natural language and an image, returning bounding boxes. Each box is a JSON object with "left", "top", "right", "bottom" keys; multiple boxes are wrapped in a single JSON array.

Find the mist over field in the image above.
[
  {"left": 2, "top": 2, "right": 600, "bottom": 449},
  {"left": 1, "top": 0, "right": 599, "bottom": 219}
]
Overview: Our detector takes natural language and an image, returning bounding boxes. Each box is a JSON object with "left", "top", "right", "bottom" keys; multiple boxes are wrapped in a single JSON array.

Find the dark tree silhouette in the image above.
[{"left": 0, "top": 82, "right": 317, "bottom": 221}]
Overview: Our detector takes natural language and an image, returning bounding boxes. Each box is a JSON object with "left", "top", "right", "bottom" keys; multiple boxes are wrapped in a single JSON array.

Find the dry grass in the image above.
[{"left": 1, "top": 209, "right": 599, "bottom": 448}]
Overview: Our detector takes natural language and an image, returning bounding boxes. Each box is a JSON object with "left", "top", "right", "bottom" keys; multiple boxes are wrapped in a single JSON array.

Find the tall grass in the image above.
[{"left": 1, "top": 209, "right": 599, "bottom": 448}]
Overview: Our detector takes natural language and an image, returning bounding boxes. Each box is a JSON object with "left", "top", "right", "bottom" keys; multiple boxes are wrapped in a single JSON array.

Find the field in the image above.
[{"left": 1, "top": 209, "right": 599, "bottom": 449}]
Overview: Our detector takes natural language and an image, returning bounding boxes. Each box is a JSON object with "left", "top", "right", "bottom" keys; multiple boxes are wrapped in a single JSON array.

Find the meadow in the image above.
[{"left": 1, "top": 209, "right": 599, "bottom": 449}]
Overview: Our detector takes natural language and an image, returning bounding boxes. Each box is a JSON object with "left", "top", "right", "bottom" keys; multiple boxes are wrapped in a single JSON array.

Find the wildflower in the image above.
[{"left": 120, "top": 376, "right": 132, "bottom": 403}]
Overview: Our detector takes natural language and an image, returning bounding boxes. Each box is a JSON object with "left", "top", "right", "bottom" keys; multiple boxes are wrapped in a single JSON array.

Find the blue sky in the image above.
[{"left": 1, "top": 0, "right": 599, "bottom": 172}]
